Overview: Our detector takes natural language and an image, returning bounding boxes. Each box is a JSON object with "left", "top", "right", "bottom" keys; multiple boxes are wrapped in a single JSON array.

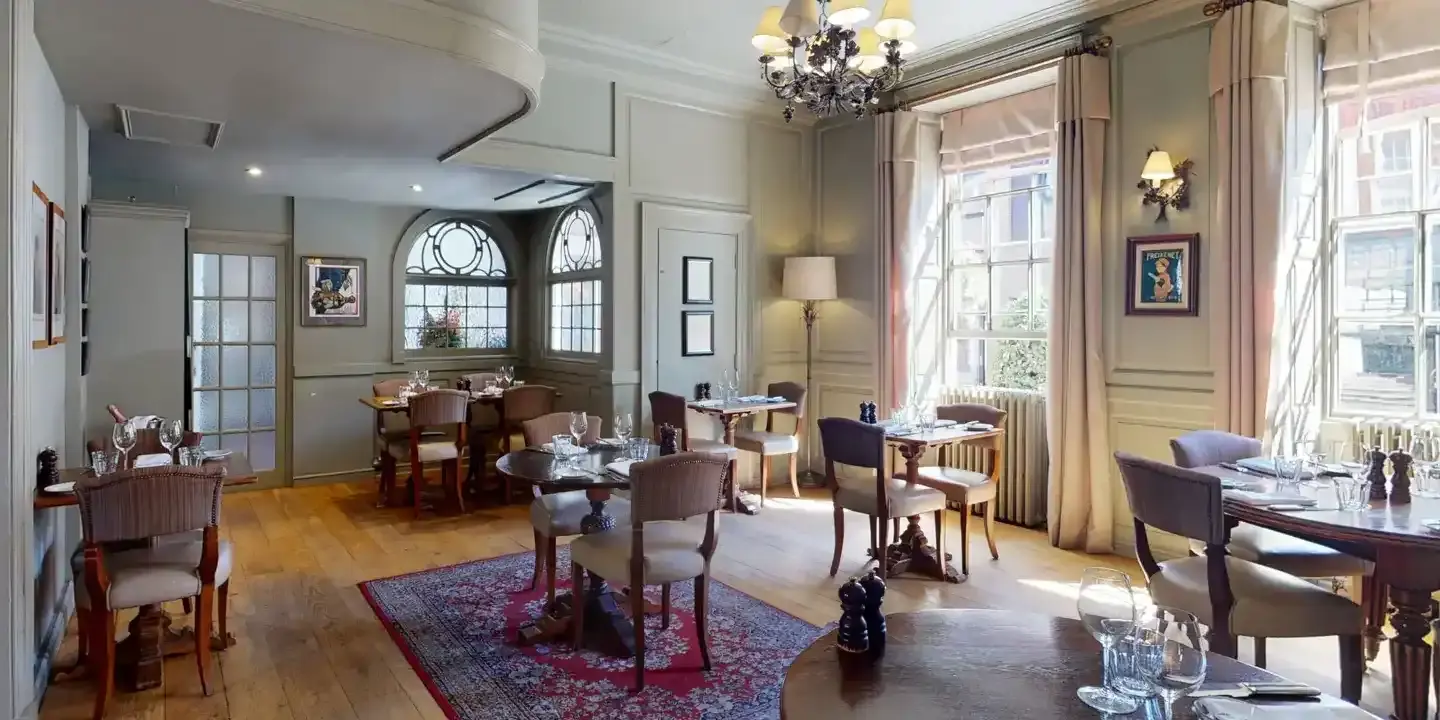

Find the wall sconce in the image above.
[{"left": 1137, "top": 148, "right": 1194, "bottom": 223}]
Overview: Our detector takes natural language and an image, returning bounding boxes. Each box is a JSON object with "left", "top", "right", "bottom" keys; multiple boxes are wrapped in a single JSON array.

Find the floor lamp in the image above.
[{"left": 782, "top": 256, "right": 836, "bottom": 487}]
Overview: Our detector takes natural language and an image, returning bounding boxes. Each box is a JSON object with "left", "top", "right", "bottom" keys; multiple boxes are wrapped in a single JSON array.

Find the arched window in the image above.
[
  {"left": 547, "top": 206, "right": 602, "bottom": 355},
  {"left": 402, "top": 219, "right": 511, "bottom": 351}
]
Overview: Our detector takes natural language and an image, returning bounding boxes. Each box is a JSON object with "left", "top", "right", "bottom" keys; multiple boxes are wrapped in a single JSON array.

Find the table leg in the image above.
[
  {"left": 115, "top": 603, "right": 236, "bottom": 691},
  {"left": 883, "top": 445, "right": 960, "bottom": 583},
  {"left": 1388, "top": 587, "right": 1433, "bottom": 720},
  {"left": 1360, "top": 573, "right": 1387, "bottom": 662},
  {"left": 720, "top": 414, "right": 761, "bottom": 515}
]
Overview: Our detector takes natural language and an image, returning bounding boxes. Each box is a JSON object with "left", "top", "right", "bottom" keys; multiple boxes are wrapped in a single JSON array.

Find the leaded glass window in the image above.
[
  {"left": 548, "top": 207, "right": 602, "bottom": 354},
  {"left": 403, "top": 219, "right": 511, "bottom": 351}
]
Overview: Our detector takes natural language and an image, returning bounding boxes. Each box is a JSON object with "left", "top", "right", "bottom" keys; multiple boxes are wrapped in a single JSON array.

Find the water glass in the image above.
[
  {"left": 484, "top": 379, "right": 499, "bottom": 394},
  {"left": 1412, "top": 434, "right": 1440, "bottom": 498},
  {"left": 90, "top": 450, "right": 120, "bottom": 475},
  {"left": 416, "top": 369, "right": 430, "bottom": 388},
  {"left": 1143, "top": 608, "right": 1208, "bottom": 719},
  {"left": 1076, "top": 567, "right": 1140, "bottom": 714},
  {"left": 1112, "top": 630, "right": 1164, "bottom": 698},
  {"left": 1272, "top": 454, "right": 1302, "bottom": 488},
  {"left": 179, "top": 446, "right": 205, "bottom": 466},
  {"left": 1335, "top": 472, "right": 1371, "bottom": 511},
  {"left": 551, "top": 434, "right": 575, "bottom": 457}
]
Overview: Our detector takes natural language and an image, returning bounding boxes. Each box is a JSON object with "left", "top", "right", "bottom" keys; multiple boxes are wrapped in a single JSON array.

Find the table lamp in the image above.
[{"left": 783, "top": 256, "right": 836, "bottom": 483}]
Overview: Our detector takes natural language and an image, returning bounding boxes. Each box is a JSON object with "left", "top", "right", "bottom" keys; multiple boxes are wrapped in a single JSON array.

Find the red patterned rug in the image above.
[{"left": 359, "top": 546, "right": 827, "bottom": 720}]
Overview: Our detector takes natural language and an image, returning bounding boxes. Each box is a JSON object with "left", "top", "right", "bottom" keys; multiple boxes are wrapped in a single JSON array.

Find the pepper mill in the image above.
[
  {"left": 1367, "top": 445, "right": 1389, "bottom": 501},
  {"left": 702, "top": 382, "right": 712, "bottom": 400},
  {"left": 858, "top": 570, "right": 887, "bottom": 659},
  {"left": 659, "top": 424, "right": 679, "bottom": 456},
  {"left": 694, "top": 383, "right": 707, "bottom": 401},
  {"left": 37, "top": 447, "right": 58, "bottom": 489},
  {"left": 1390, "top": 444, "right": 1413, "bottom": 504},
  {"left": 836, "top": 578, "right": 869, "bottom": 656}
]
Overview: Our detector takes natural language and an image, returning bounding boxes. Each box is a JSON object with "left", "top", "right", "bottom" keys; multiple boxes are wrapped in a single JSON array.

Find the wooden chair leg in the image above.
[
  {"left": 571, "top": 562, "right": 585, "bottom": 648},
  {"left": 789, "top": 454, "right": 799, "bottom": 497},
  {"left": 869, "top": 515, "right": 878, "bottom": 558},
  {"left": 529, "top": 529, "right": 544, "bottom": 591},
  {"left": 545, "top": 537, "right": 558, "bottom": 609},
  {"left": 958, "top": 504, "right": 971, "bottom": 577},
  {"left": 877, "top": 513, "right": 890, "bottom": 580},
  {"left": 632, "top": 579, "right": 647, "bottom": 691},
  {"left": 660, "top": 584, "right": 671, "bottom": 630},
  {"left": 218, "top": 580, "right": 229, "bottom": 647},
  {"left": 829, "top": 505, "right": 845, "bottom": 577},
  {"left": 412, "top": 462, "right": 424, "bottom": 520},
  {"left": 196, "top": 583, "right": 215, "bottom": 696},
  {"left": 451, "top": 460, "right": 466, "bottom": 514},
  {"left": 1253, "top": 636, "right": 1267, "bottom": 668},
  {"left": 892, "top": 517, "right": 901, "bottom": 538},
  {"left": 933, "top": 509, "right": 947, "bottom": 579},
  {"left": 984, "top": 500, "right": 999, "bottom": 560},
  {"left": 695, "top": 574, "right": 712, "bottom": 671},
  {"left": 90, "top": 610, "right": 115, "bottom": 720},
  {"left": 74, "top": 606, "right": 91, "bottom": 668},
  {"left": 1338, "top": 634, "right": 1363, "bottom": 704},
  {"left": 759, "top": 456, "right": 770, "bottom": 508}
]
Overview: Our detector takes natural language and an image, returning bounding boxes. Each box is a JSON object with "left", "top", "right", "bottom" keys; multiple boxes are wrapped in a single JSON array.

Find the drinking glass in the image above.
[
  {"left": 569, "top": 411, "right": 589, "bottom": 448},
  {"left": 159, "top": 419, "right": 184, "bottom": 458},
  {"left": 720, "top": 369, "right": 736, "bottom": 403},
  {"left": 416, "top": 369, "right": 430, "bottom": 389},
  {"left": 614, "top": 412, "right": 634, "bottom": 445},
  {"left": 1076, "top": 567, "right": 1140, "bottom": 714},
  {"left": 504, "top": 365, "right": 516, "bottom": 386},
  {"left": 1141, "top": 608, "right": 1208, "bottom": 720},
  {"left": 111, "top": 422, "right": 137, "bottom": 469},
  {"left": 1335, "top": 471, "right": 1372, "bottom": 511},
  {"left": 1412, "top": 434, "right": 1440, "bottom": 498},
  {"left": 552, "top": 434, "right": 574, "bottom": 456},
  {"left": 90, "top": 450, "right": 119, "bottom": 475},
  {"left": 625, "top": 438, "right": 651, "bottom": 461},
  {"left": 484, "top": 379, "right": 499, "bottom": 394}
]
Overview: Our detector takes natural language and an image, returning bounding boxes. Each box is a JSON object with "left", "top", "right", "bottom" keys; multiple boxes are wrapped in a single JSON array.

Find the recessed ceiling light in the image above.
[
  {"left": 411, "top": 184, "right": 423, "bottom": 192},
  {"left": 245, "top": 166, "right": 263, "bottom": 177}
]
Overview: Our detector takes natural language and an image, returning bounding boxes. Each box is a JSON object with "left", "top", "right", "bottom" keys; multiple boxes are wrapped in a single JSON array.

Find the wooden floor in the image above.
[{"left": 38, "top": 481, "right": 1404, "bottom": 719}]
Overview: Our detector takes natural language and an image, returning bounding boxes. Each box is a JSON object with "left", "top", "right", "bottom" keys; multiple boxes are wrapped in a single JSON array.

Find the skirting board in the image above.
[{"left": 33, "top": 579, "right": 74, "bottom": 708}]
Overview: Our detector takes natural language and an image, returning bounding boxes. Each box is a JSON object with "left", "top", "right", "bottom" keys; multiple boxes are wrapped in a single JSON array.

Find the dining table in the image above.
[
  {"left": 1194, "top": 463, "right": 1440, "bottom": 720},
  {"left": 495, "top": 443, "right": 658, "bottom": 658},
  {"left": 881, "top": 423, "right": 1006, "bottom": 583},
  {"left": 781, "top": 609, "right": 1377, "bottom": 719},
  {"left": 36, "top": 452, "right": 257, "bottom": 692},
  {"left": 686, "top": 397, "right": 797, "bottom": 515}
]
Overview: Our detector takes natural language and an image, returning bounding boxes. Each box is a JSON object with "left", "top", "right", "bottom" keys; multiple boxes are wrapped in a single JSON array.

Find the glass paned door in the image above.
[{"left": 188, "top": 240, "right": 286, "bottom": 486}]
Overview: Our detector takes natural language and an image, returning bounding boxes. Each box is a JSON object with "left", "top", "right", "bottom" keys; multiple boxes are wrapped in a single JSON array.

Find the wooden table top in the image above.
[
  {"left": 781, "top": 609, "right": 1371, "bottom": 720},
  {"left": 1195, "top": 464, "right": 1440, "bottom": 553},
  {"left": 494, "top": 446, "right": 645, "bottom": 491},
  {"left": 686, "top": 399, "right": 796, "bottom": 416},
  {"left": 359, "top": 392, "right": 504, "bottom": 412},
  {"left": 883, "top": 424, "right": 1004, "bottom": 449},
  {"left": 35, "top": 453, "right": 258, "bottom": 509}
]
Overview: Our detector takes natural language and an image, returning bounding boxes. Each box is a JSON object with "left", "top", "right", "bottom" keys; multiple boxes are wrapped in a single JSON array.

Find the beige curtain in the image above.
[
  {"left": 1046, "top": 53, "right": 1113, "bottom": 552},
  {"left": 1211, "top": 1, "right": 1287, "bottom": 439},
  {"left": 877, "top": 112, "right": 922, "bottom": 409}
]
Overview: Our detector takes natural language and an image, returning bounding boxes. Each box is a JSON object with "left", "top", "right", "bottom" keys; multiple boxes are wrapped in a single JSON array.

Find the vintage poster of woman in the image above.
[{"left": 1126, "top": 233, "right": 1199, "bottom": 316}]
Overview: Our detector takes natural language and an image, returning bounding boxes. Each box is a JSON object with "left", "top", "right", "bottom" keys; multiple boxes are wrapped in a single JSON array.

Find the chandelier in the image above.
[{"left": 752, "top": 0, "right": 917, "bottom": 122}]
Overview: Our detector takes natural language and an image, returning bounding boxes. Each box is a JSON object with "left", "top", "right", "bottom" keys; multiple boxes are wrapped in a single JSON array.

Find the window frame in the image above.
[
  {"left": 545, "top": 204, "right": 604, "bottom": 360},
  {"left": 392, "top": 213, "right": 518, "bottom": 362}
]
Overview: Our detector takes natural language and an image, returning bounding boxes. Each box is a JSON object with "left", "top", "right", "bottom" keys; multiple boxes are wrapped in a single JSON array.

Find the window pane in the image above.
[
  {"left": 949, "top": 337, "right": 984, "bottom": 387},
  {"left": 948, "top": 201, "right": 988, "bottom": 265},
  {"left": 1337, "top": 219, "right": 1416, "bottom": 314},
  {"left": 222, "top": 389, "right": 249, "bottom": 432},
  {"left": 950, "top": 267, "right": 989, "bottom": 319},
  {"left": 222, "top": 300, "right": 249, "bottom": 342},
  {"left": 221, "top": 432, "right": 248, "bottom": 458},
  {"left": 251, "top": 345, "right": 276, "bottom": 386},
  {"left": 250, "top": 431, "right": 276, "bottom": 472},
  {"left": 550, "top": 207, "right": 602, "bottom": 272},
  {"left": 548, "top": 279, "right": 600, "bottom": 354},
  {"left": 1032, "top": 263, "right": 1052, "bottom": 330},
  {"left": 251, "top": 301, "right": 276, "bottom": 343},
  {"left": 192, "top": 345, "right": 219, "bottom": 388},
  {"left": 221, "top": 345, "right": 247, "bottom": 388},
  {"left": 221, "top": 255, "right": 249, "bottom": 298},
  {"left": 1429, "top": 119, "right": 1440, "bottom": 208},
  {"left": 250, "top": 256, "right": 277, "bottom": 298},
  {"left": 193, "top": 391, "right": 219, "bottom": 433},
  {"left": 1334, "top": 322, "right": 1416, "bottom": 416},
  {"left": 192, "top": 254, "right": 220, "bottom": 297},
  {"left": 1429, "top": 215, "right": 1440, "bottom": 311},
  {"left": 251, "top": 388, "right": 276, "bottom": 429},
  {"left": 990, "top": 264, "right": 1031, "bottom": 331},
  {"left": 986, "top": 339, "right": 1048, "bottom": 391},
  {"left": 193, "top": 300, "right": 220, "bottom": 342}
]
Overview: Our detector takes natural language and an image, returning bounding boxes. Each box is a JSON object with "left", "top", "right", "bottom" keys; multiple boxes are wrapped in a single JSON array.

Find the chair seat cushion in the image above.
[
  {"left": 570, "top": 520, "right": 710, "bottom": 585},
  {"left": 530, "top": 491, "right": 632, "bottom": 538},
  {"left": 689, "top": 438, "right": 739, "bottom": 459},
  {"left": 835, "top": 477, "right": 948, "bottom": 518},
  {"left": 73, "top": 539, "right": 234, "bottom": 610},
  {"left": 733, "top": 430, "right": 799, "bottom": 455},
  {"left": 386, "top": 440, "right": 459, "bottom": 463},
  {"left": 1188, "top": 526, "right": 1373, "bottom": 578},
  {"left": 1149, "top": 555, "right": 1361, "bottom": 638},
  {"left": 915, "top": 466, "right": 997, "bottom": 504}
]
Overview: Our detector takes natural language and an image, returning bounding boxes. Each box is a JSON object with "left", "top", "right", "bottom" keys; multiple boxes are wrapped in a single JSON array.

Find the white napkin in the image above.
[
  {"left": 692, "top": 399, "right": 724, "bottom": 408},
  {"left": 134, "top": 453, "right": 172, "bottom": 468},
  {"left": 127, "top": 415, "right": 159, "bottom": 430},
  {"left": 605, "top": 460, "right": 636, "bottom": 477},
  {"left": 540, "top": 443, "right": 587, "bottom": 457},
  {"left": 1195, "top": 698, "right": 1374, "bottom": 719},
  {"left": 1224, "top": 490, "right": 1317, "bottom": 507},
  {"left": 933, "top": 419, "right": 958, "bottom": 428}
]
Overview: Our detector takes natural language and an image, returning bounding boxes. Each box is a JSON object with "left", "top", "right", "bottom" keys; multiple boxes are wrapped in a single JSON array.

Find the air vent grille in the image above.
[{"left": 117, "top": 105, "right": 223, "bottom": 149}]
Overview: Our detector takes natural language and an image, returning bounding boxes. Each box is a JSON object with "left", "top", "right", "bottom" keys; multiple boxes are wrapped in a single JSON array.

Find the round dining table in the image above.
[{"left": 781, "top": 609, "right": 1371, "bottom": 720}]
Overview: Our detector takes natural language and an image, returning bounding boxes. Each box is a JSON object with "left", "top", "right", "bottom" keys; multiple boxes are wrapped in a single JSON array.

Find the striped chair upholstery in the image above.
[
  {"left": 387, "top": 390, "right": 469, "bottom": 462},
  {"left": 76, "top": 465, "right": 224, "bottom": 544},
  {"left": 522, "top": 413, "right": 603, "bottom": 446}
]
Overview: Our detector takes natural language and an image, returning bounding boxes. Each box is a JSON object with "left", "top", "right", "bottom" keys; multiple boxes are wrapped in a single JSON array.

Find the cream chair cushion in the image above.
[
  {"left": 530, "top": 491, "right": 632, "bottom": 538},
  {"left": 386, "top": 440, "right": 459, "bottom": 463},
  {"left": 734, "top": 430, "right": 799, "bottom": 456},
  {"left": 689, "top": 438, "right": 739, "bottom": 459},
  {"left": 1149, "top": 555, "right": 1362, "bottom": 638},
  {"left": 915, "top": 466, "right": 997, "bottom": 503},
  {"left": 1187, "top": 526, "right": 1373, "bottom": 579},
  {"left": 570, "top": 519, "right": 710, "bottom": 585},
  {"left": 835, "top": 476, "right": 947, "bottom": 518},
  {"left": 73, "top": 539, "right": 234, "bottom": 610}
]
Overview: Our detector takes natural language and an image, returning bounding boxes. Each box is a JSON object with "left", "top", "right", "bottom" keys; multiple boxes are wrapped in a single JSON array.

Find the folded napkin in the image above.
[
  {"left": 933, "top": 419, "right": 958, "bottom": 428},
  {"left": 134, "top": 453, "right": 173, "bottom": 468},
  {"left": 692, "top": 399, "right": 724, "bottom": 408},
  {"left": 538, "top": 443, "right": 588, "bottom": 457},
  {"left": 962, "top": 421, "right": 995, "bottom": 431},
  {"left": 1223, "top": 489, "right": 1318, "bottom": 507},
  {"left": 605, "top": 460, "right": 637, "bottom": 477},
  {"left": 1195, "top": 698, "right": 1374, "bottom": 719}
]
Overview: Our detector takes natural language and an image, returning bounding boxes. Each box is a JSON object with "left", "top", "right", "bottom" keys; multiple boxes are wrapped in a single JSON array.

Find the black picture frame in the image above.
[
  {"left": 681, "top": 310, "right": 714, "bottom": 356},
  {"left": 80, "top": 257, "right": 90, "bottom": 304},
  {"left": 80, "top": 341, "right": 88, "bottom": 377},
  {"left": 1125, "top": 233, "right": 1200, "bottom": 316},
  {"left": 80, "top": 204, "right": 89, "bottom": 253},
  {"left": 682, "top": 256, "right": 713, "bottom": 305},
  {"left": 81, "top": 308, "right": 88, "bottom": 338}
]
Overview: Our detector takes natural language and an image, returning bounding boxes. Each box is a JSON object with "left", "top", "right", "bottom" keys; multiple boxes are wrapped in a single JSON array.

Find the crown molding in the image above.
[
  {"left": 87, "top": 201, "right": 192, "bottom": 226},
  {"left": 907, "top": 0, "right": 1140, "bottom": 70}
]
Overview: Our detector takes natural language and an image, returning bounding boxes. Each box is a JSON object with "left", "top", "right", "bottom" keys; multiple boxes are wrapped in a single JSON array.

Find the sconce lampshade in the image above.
[
  {"left": 827, "top": 0, "right": 871, "bottom": 26},
  {"left": 783, "top": 256, "right": 838, "bottom": 301},
  {"left": 752, "top": 7, "right": 791, "bottom": 54},
  {"left": 1141, "top": 150, "right": 1177, "bottom": 181},
  {"left": 779, "top": 0, "right": 821, "bottom": 37},
  {"left": 875, "top": 0, "right": 916, "bottom": 40}
]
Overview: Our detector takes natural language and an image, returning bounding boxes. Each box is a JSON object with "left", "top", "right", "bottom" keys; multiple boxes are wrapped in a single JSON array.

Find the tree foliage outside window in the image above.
[{"left": 992, "top": 295, "right": 1049, "bottom": 391}]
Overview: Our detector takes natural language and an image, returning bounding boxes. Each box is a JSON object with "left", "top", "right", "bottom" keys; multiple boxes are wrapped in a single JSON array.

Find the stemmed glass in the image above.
[
  {"left": 1076, "top": 567, "right": 1141, "bottom": 714},
  {"left": 719, "top": 369, "right": 737, "bottom": 403},
  {"left": 614, "top": 412, "right": 633, "bottom": 445},
  {"left": 159, "top": 419, "right": 184, "bottom": 461},
  {"left": 1411, "top": 434, "right": 1439, "bottom": 498},
  {"left": 112, "top": 422, "right": 137, "bottom": 470},
  {"left": 416, "top": 369, "right": 431, "bottom": 390},
  {"left": 569, "top": 411, "right": 589, "bottom": 452},
  {"left": 1137, "top": 607, "right": 1208, "bottom": 719}
]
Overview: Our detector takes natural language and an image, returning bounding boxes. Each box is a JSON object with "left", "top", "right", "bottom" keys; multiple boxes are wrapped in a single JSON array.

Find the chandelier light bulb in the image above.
[
  {"left": 752, "top": 6, "right": 791, "bottom": 54},
  {"left": 875, "top": 0, "right": 916, "bottom": 40},
  {"left": 827, "top": 0, "right": 871, "bottom": 27}
]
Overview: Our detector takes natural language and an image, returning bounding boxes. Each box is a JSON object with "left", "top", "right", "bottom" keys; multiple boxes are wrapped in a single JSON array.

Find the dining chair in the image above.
[
  {"left": 481, "top": 385, "right": 557, "bottom": 502},
  {"left": 73, "top": 465, "right": 233, "bottom": 719},
  {"left": 1114, "top": 452, "right": 1364, "bottom": 703},
  {"left": 458, "top": 371, "right": 503, "bottom": 431},
  {"left": 372, "top": 378, "right": 449, "bottom": 501},
  {"left": 570, "top": 452, "right": 728, "bottom": 691},
  {"left": 733, "top": 381, "right": 806, "bottom": 507},
  {"left": 385, "top": 389, "right": 470, "bottom": 517},
  {"left": 818, "top": 417, "right": 947, "bottom": 580},
  {"left": 1170, "top": 430, "right": 1375, "bottom": 667},
  {"left": 910, "top": 403, "right": 1005, "bottom": 577},
  {"left": 520, "top": 412, "right": 621, "bottom": 607},
  {"left": 648, "top": 391, "right": 738, "bottom": 461}
]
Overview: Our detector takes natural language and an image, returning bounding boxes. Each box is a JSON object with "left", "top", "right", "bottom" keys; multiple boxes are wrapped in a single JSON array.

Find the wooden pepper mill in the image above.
[
  {"left": 1390, "top": 444, "right": 1413, "bottom": 504},
  {"left": 659, "top": 424, "right": 679, "bottom": 456},
  {"left": 37, "top": 447, "right": 58, "bottom": 489},
  {"left": 859, "top": 570, "right": 887, "bottom": 659},
  {"left": 1367, "top": 446, "right": 1389, "bottom": 501},
  {"left": 836, "top": 577, "right": 869, "bottom": 657}
]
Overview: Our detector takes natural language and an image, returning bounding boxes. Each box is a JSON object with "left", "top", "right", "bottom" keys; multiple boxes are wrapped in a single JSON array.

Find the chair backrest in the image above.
[
  {"left": 76, "top": 465, "right": 225, "bottom": 544},
  {"left": 1170, "top": 430, "right": 1260, "bottom": 469},
  {"left": 373, "top": 378, "right": 409, "bottom": 397},
  {"left": 767, "top": 381, "right": 808, "bottom": 419},
  {"left": 407, "top": 389, "right": 470, "bottom": 429},
  {"left": 629, "top": 452, "right": 728, "bottom": 524},
  {"left": 648, "top": 390, "right": 687, "bottom": 432},
  {"left": 460, "top": 372, "right": 500, "bottom": 389},
  {"left": 817, "top": 417, "right": 885, "bottom": 470},
  {"left": 1114, "top": 452, "right": 1225, "bottom": 546},
  {"left": 522, "top": 412, "right": 603, "bottom": 446},
  {"left": 936, "top": 402, "right": 1007, "bottom": 428},
  {"left": 502, "top": 385, "right": 556, "bottom": 424}
]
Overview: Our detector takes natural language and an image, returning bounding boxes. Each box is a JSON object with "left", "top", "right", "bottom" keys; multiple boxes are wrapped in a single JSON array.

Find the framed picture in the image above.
[
  {"left": 30, "top": 185, "right": 48, "bottom": 348},
  {"left": 48, "top": 202, "right": 65, "bottom": 344},
  {"left": 682, "top": 256, "right": 713, "bottom": 304},
  {"left": 681, "top": 310, "right": 714, "bottom": 356},
  {"left": 81, "top": 308, "right": 88, "bottom": 338},
  {"left": 1126, "top": 233, "right": 1200, "bottom": 316},
  {"left": 80, "top": 204, "right": 90, "bottom": 253},
  {"left": 80, "top": 257, "right": 90, "bottom": 304},
  {"left": 80, "top": 341, "right": 88, "bottom": 377},
  {"left": 301, "top": 256, "right": 366, "bottom": 326}
]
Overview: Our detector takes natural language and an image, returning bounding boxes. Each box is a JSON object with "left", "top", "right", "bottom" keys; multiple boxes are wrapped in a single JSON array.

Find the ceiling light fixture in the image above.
[
  {"left": 245, "top": 166, "right": 263, "bottom": 177},
  {"left": 411, "top": 184, "right": 424, "bottom": 192},
  {"left": 755, "top": 0, "right": 916, "bottom": 122}
]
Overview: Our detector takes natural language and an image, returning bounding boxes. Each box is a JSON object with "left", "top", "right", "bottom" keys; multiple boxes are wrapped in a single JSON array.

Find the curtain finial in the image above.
[
  {"left": 1204, "top": 0, "right": 1263, "bottom": 18},
  {"left": 1065, "top": 35, "right": 1113, "bottom": 58}
]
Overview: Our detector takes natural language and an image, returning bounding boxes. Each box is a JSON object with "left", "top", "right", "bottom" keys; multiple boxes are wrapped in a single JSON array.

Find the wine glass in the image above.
[
  {"left": 159, "top": 419, "right": 184, "bottom": 460},
  {"left": 504, "top": 365, "right": 516, "bottom": 387},
  {"left": 1076, "top": 567, "right": 1140, "bottom": 714},
  {"left": 416, "top": 369, "right": 431, "bottom": 389},
  {"left": 719, "top": 369, "right": 736, "bottom": 403},
  {"left": 614, "top": 412, "right": 633, "bottom": 444},
  {"left": 1139, "top": 607, "right": 1208, "bottom": 719},
  {"left": 111, "top": 422, "right": 137, "bottom": 470},
  {"left": 569, "top": 411, "right": 589, "bottom": 450},
  {"left": 1412, "top": 434, "right": 1439, "bottom": 498}
]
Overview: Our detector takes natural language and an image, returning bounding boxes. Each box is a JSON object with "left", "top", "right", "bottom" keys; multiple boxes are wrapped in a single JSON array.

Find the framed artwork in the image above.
[
  {"left": 682, "top": 256, "right": 713, "bottom": 304},
  {"left": 80, "top": 257, "right": 90, "bottom": 304},
  {"left": 48, "top": 202, "right": 65, "bottom": 344},
  {"left": 30, "top": 185, "right": 48, "bottom": 348},
  {"left": 681, "top": 310, "right": 714, "bottom": 356},
  {"left": 1126, "top": 233, "right": 1200, "bottom": 316},
  {"left": 80, "top": 341, "right": 88, "bottom": 377},
  {"left": 301, "top": 256, "right": 366, "bottom": 326},
  {"left": 81, "top": 308, "right": 88, "bottom": 338},
  {"left": 80, "top": 204, "right": 90, "bottom": 253}
]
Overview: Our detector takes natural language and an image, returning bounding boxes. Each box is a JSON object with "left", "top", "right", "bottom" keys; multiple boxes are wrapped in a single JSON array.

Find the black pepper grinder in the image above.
[
  {"left": 1367, "top": 445, "right": 1389, "bottom": 501},
  {"left": 858, "top": 570, "right": 886, "bottom": 659},
  {"left": 1390, "top": 444, "right": 1413, "bottom": 504},
  {"left": 694, "top": 383, "right": 707, "bottom": 401},
  {"left": 37, "top": 447, "right": 58, "bottom": 489},
  {"left": 659, "top": 424, "right": 679, "bottom": 456},
  {"left": 836, "top": 578, "right": 869, "bottom": 657}
]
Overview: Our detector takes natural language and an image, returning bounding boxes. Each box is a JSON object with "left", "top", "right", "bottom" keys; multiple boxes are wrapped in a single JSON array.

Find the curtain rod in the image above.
[
  {"left": 900, "top": 33, "right": 1111, "bottom": 110},
  {"left": 1204, "top": 0, "right": 1262, "bottom": 17}
]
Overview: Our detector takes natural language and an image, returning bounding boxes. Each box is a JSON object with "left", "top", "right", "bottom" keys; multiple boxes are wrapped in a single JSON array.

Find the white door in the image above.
[{"left": 187, "top": 238, "right": 287, "bottom": 487}]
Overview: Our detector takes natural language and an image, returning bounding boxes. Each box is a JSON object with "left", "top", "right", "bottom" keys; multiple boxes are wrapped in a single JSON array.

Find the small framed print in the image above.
[
  {"left": 80, "top": 257, "right": 90, "bottom": 304},
  {"left": 682, "top": 256, "right": 713, "bottom": 304},
  {"left": 1126, "top": 233, "right": 1200, "bottom": 316},
  {"left": 30, "top": 184, "right": 48, "bottom": 348},
  {"left": 681, "top": 310, "right": 714, "bottom": 357},
  {"left": 80, "top": 341, "right": 89, "bottom": 377},
  {"left": 48, "top": 202, "right": 65, "bottom": 344},
  {"left": 301, "top": 256, "right": 365, "bottom": 326}
]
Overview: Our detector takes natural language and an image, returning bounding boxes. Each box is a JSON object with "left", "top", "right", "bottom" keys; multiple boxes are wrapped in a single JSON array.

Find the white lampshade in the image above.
[
  {"left": 853, "top": 28, "right": 886, "bottom": 73},
  {"left": 827, "top": 0, "right": 870, "bottom": 26},
  {"left": 874, "top": 0, "right": 915, "bottom": 40},
  {"left": 779, "top": 0, "right": 820, "bottom": 37},
  {"left": 752, "top": 7, "right": 791, "bottom": 54},
  {"left": 1141, "top": 150, "right": 1177, "bottom": 181},
  {"left": 783, "top": 257, "right": 838, "bottom": 301}
]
